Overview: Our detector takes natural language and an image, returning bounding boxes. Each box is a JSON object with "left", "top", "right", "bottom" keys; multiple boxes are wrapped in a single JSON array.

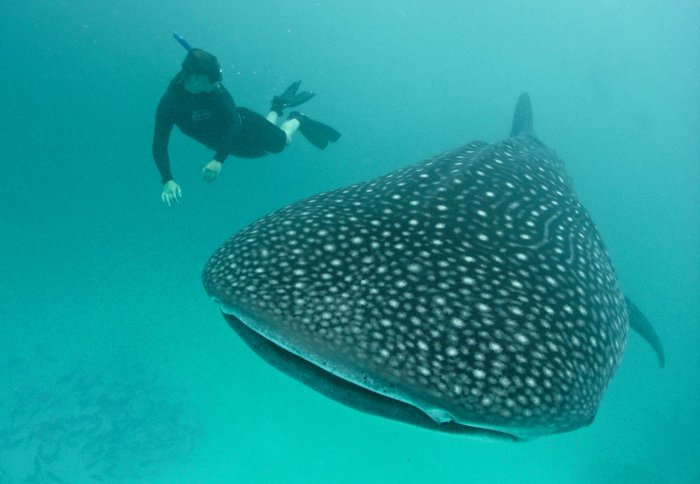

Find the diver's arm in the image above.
[
  {"left": 152, "top": 96, "right": 176, "bottom": 184},
  {"left": 153, "top": 94, "right": 184, "bottom": 205},
  {"left": 155, "top": 119, "right": 183, "bottom": 205}
]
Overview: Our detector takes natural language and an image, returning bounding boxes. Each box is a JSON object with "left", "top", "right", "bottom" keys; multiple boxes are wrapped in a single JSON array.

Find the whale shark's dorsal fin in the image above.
[
  {"left": 510, "top": 92, "right": 534, "bottom": 137},
  {"left": 625, "top": 296, "right": 665, "bottom": 367}
]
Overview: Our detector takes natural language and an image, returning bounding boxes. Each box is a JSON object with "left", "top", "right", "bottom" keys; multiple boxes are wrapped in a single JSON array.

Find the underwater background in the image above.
[{"left": 1, "top": 1, "right": 698, "bottom": 482}]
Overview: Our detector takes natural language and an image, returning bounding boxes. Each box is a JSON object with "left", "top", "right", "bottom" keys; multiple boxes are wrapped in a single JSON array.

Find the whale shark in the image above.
[{"left": 202, "top": 93, "right": 664, "bottom": 440}]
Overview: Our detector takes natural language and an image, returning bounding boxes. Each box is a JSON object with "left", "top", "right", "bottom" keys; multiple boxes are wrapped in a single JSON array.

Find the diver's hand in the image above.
[
  {"left": 161, "top": 180, "right": 182, "bottom": 206},
  {"left": 202, "top": 160, "right": 222, "bottom": 182}
]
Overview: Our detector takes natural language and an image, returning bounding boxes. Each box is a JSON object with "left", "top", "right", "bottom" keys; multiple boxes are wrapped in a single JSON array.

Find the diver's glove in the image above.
[{"left": 270, "top": 80, "right": 315, "bottom": 116}]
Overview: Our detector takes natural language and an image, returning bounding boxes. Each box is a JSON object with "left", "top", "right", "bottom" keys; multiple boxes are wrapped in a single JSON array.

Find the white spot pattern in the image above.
[{"left": 203, "top": 135, "right": 628, "bottom": 438}]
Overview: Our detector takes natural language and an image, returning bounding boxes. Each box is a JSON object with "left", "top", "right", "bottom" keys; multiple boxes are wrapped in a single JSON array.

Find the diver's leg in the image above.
[
  {"left": 266, "top": 110, "right": 298, "bottom": 144},
  {"left": 280, "top": 118, "right": 301, "bottom": 144}
]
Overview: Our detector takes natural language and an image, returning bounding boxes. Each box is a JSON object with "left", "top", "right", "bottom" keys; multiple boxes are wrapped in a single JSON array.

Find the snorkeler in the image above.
[{"left": 153, "top": 33, "right": 341, "bottom": 206}]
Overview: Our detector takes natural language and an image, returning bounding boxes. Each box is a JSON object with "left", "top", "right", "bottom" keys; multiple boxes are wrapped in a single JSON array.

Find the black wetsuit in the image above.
[{"left": 152, "top": 74, "right": 286, "bottom": 183}]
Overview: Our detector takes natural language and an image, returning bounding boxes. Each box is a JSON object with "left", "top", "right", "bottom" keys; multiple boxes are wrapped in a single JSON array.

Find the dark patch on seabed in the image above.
[{"left": 0, "top": 354, "right": 203, "bottom": 482}]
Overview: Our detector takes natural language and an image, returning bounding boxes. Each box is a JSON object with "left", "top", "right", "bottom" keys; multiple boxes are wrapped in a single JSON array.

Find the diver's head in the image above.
[
  {"left": 181, "top": 48, "right": 222, "bottom": 93},
  {"left": 183, "top": 71, "right": 216, "bottom": 94}
]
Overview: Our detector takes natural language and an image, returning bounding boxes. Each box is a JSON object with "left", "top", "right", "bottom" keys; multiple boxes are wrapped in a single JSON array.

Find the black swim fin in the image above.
[
  {"left": 289, "top": 111, "right": 341, "bottom": 149},
  {"left": 271, "top": 81, "right": 316, "bottom": 115}
]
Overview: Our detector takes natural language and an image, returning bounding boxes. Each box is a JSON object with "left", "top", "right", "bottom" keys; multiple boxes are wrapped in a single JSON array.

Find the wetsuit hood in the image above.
[{"left": 181, "top": 49, "right": 222, "bottom": 84}]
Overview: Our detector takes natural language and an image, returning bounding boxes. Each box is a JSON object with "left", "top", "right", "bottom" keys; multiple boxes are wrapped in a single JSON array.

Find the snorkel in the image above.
[
  {"left": 173, "top": 32, "right": 222, "bottom": 84},
  {"left": 173, "top": 32, "right": 193, "bottom": 52}
]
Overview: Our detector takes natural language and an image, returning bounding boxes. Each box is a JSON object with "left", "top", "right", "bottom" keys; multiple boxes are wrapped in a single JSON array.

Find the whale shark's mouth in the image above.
[{"left": 221, "top": 310, "right": 521, "bottom": 442}]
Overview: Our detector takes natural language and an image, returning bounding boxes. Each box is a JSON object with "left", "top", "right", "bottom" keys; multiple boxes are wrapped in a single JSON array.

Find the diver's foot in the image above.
[
  {"left": 270, "top": 81, "right": 316, "bottom": 116},
  {"left": 288, "top": 111, "right": 341, "bottom": 149}
]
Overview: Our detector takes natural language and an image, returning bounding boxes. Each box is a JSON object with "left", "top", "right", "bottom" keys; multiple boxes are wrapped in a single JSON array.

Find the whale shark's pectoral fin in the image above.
[{"left": 625, "top": 296, "right": 665, "bottom": 368}]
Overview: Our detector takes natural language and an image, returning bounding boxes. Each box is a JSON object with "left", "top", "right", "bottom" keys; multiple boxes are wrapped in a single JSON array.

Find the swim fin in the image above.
[
  {"left": 289, "top": 111, "right": 341, "bottom": 149},
  {"left": 271, "top": 81, "right": 316, "bottom": 115}
]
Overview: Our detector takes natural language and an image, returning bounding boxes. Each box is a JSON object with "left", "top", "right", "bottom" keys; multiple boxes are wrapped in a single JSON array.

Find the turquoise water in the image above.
[{"left": 1, "top": 1, "right": 698, "bottom": 482}]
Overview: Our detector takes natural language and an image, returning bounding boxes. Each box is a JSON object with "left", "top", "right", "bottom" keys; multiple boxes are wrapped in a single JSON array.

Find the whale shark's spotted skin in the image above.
[{"left": 203, "top": 96, "right": 629, "bottom": 439}]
